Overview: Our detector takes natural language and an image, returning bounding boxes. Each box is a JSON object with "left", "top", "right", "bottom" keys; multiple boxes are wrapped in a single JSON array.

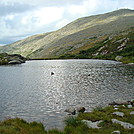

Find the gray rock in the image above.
[
  {"left": 109, "top": 101, "right": 129, "bottom": 105},
  {"left": 114, "top": 105, "right": 119, "bottom": 108},
  {"left": 128, "top": 63, "right": 134, "bottom": 65},
  {"left": 112, "top": 119, "right": 134, "bottom": 129},
  {"left": 111, "top": 130, "right": 120, "bottom": 134},
  {"left": 115, "top": 56, "right": 123, "bottom": 61},
  {"left": 77, "top": 107, "right": 85, "bottom": 113},
  {"left": 114, "top": 108, "right": 118, "bottom": 110},
  {"left": 8, "top": 60, "right": 21, "bottom": 64},
  {"left": 65, "top": 107, "right": 76, "bottom": 115},
  {"left": 128, "top": 105, "right": 132, "bottom": 108},
  {"left": 82, "top": 120, "right": 103, "bottom": 129},
  {"left": 112, "top": 112, "right": 124, "bottom": 117},
  {"left": 130, "top": 111, "right": 134, "bottom": 115}
]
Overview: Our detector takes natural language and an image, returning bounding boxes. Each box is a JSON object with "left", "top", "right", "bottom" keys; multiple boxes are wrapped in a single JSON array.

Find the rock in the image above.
[
  {"left": 115, "top": 56, "right": 123, "bottom": 61},
  {"left": 77, "top": 107, "right": 85, "bottom": 113},
  {"left": 128, "top": 63, "right": 134, "bottom": 65},
  {"left": 114, "top": 108, "right": 118, "bottom": 110},
  {"left": 8, "top": 60, "right": 22, "bottom": 64},
  {"left": 109, "top": 101, "right": 129, "bottom": 105},
  {"left": 127, "top": 105, "right": 132, "bottom": 108},
  {"left": 130, "top": 111, "right": 134, "bottom": 115},
  {"left": 51, "top": 72, "right": 54, "bottom": 75},
  {"left": 111, "top": 130, "right": 120, "bottom": 134},
  {"left": 112, "top": 119, "right": 134, "bottom": 129},
  {"left": 82, "top": 120, "right": 103, "bottom": 129},
  {"left": 65, "top": 107, "right": 76, "bottom": 115},
  {"left": 0, "top": 53, "right": 26, "bottom": 65},
  {"left": 112, "top": 112, "right": 124, "bottom": 117},
  {"left": 114, "top": 105, "right": 119, "bottom": 108}
]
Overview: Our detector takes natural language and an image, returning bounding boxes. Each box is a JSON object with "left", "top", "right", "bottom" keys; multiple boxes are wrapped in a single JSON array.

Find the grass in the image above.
[
  {"left": 0, "top": 105, "right": 134, "bottom": 134},
  {"left": 58, "top": 28, "right": 134, "bottom": 63}
]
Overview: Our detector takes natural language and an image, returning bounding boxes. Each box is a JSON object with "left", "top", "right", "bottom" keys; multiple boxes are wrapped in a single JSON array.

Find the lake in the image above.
[{"left": 0, "top": 59, "right": 134, "bottom": 129}]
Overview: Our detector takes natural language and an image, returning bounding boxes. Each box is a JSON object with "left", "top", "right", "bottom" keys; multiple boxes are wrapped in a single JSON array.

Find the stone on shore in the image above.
[
  {"left": 77, "top": 107, "right": 85, "bottom": 113},
  {"left": 112, "top": 119, "right": 134, "bottom": 129},
  {"left": 111, "top": 130, "right": 120, "bottom": 134},
  {"left": 65, "top": 107, "right": 76, "bottom": 115},
  {"left": 82, "top": 120, "right": 103, "bottom": 129},
  {"left": 112, "top": 112, "right": 124, "bottom": 117},
  {"left": 130, "top": 111, "right": 134, "bottom": 115},
  {"left": 8, "top": 60, "right": 22, "bottom": 64}
]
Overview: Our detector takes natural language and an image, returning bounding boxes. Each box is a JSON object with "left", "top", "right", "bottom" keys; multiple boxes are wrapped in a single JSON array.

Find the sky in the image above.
[{"left": 0, "top": 0, "right": 134, "bottom": 45}]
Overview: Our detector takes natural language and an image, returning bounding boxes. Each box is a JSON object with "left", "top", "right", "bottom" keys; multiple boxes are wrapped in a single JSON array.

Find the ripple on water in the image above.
[{"left": 0, "top": 59, "right": 134, "bottom": 129}]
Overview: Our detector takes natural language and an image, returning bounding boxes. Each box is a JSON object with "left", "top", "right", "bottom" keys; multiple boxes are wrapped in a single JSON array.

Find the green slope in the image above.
[
  {"left": 0, "top": 9, "right": 134, "bottom": 61},
  {"left": 59, "top": 27, "right": 134, "bottom": 63}
]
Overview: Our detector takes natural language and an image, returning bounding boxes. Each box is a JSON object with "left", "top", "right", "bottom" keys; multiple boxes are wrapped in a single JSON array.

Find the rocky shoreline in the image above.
[
  {"left": 0, "top": 100, "right": 134, "bottom": 134},
  {"left": 0, "top": 53, "right": 26, "bottom": 65}
]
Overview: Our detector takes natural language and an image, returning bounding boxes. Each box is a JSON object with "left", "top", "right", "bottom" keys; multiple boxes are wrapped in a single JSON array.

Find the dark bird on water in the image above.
[{"left": 51, "top": 72, "right": 54, "bottom": 75}]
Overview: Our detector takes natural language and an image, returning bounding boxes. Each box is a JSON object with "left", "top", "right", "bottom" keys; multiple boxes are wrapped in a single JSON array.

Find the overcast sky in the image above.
[{"left": 0, "top": 0, "right": 134, "bottom": 45}]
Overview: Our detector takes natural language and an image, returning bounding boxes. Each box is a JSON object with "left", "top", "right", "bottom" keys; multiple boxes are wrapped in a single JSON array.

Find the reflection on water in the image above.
[{"left": 0, "top": 59, "right": 134, "bottom": 129}]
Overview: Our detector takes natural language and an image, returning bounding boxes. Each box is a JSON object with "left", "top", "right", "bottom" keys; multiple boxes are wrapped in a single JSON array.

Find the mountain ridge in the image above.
[{"left": 0, "top": 9, "right": 134, "bottom": 62}]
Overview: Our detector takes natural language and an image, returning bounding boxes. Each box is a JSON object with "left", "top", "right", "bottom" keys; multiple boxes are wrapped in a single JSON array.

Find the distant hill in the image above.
[{"left": 0, "top": 9, "right": 134, "bottom": 62}]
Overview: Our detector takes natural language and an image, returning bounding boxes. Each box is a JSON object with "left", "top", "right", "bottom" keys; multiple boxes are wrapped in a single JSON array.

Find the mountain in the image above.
[{"left": 0, "top": 9, "right": 134, "bottom": 62}]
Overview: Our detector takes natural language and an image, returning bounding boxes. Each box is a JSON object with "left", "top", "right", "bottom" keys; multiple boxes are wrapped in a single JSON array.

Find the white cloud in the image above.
[
  {"left": 0, "top": 0, "right": 134, "bottom": 45},
  {"left": 68, "top": 0, "right": 97, "bottom": 15},
  {"left": 21, "top": 7, "right": 64, "bottom": 26},
  {"left": 55, "top": 19, "right": 70, "bottom": 29}
]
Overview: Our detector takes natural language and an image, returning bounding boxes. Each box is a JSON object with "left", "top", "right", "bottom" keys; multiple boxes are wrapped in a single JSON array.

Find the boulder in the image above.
[
  {"left": 8, "top": 60, "right": 22, "bottom": 64},
  {"left": 111, "top": 130, "right": 120, "bottom": 134},
  {"left": 127, "top": 105, "right": 132, "bottom": 108},
  {"left": 115, "top": 56, "right": 123, "bottom": 61},
  {"left": 112, "top": 112, "right": 124, "bottom": 117},
  {"left": 77, "top": 107, "right": 85, "bottom": 113},
  {"left": 109, "top": 101, "right": 129, "bottom": 105},
  {"left": 65, "top": 107, "right": 76, "bottom": 115},
  {"left": 112, "top": 119, "right": 134, "bottom": 129},
  {"left": 82, "top": 120, "right": 103, "bottom": 129},
  {"left": 130, "top": 111, "right": 134, "bottom": 115}
]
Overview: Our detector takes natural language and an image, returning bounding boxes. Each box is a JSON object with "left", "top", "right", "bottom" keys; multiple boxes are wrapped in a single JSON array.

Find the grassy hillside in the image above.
[
  {"left": 0, "top": 9, "right": 134, "bottom": 60},
  {"left": 59, "top": 27, "right": 134, "bottom": 63}
]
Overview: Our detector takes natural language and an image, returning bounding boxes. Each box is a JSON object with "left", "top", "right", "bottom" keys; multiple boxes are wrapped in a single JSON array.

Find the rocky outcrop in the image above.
[{"left": 0, "top": 53, "right": 26, "bottom": 65}]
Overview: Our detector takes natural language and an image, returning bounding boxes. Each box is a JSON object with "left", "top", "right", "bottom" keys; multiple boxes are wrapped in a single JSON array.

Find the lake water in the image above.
[{"left": 0, "top": 59, "right": 134, "bottom": 129}]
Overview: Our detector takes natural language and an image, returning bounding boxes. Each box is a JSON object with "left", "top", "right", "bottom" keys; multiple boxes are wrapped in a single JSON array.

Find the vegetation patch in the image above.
[{"left": 0, "top": 103, "right": 134, "bottom": 134}]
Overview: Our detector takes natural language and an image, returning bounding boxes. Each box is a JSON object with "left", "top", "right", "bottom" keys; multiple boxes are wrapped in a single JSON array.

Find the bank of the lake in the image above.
[
  {"left": 0, "top": 53, "right": 26, "bottom": 65},
  {"left": 0, "top": 100, "right": 134, "bottom": 134}
]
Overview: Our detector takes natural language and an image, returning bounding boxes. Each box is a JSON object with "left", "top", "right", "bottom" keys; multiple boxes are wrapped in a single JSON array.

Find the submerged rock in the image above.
[
  {"left": 65, "top": 106, "right": 86, "bottom": 115},
  {"left": 65, "top": 107, "right": 76, "bottom": 115}
]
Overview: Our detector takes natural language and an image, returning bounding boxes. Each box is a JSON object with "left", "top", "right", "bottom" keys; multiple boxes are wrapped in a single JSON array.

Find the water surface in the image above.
[{"left": 0, "top": 59, "right": 134, "bottom": 129}]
